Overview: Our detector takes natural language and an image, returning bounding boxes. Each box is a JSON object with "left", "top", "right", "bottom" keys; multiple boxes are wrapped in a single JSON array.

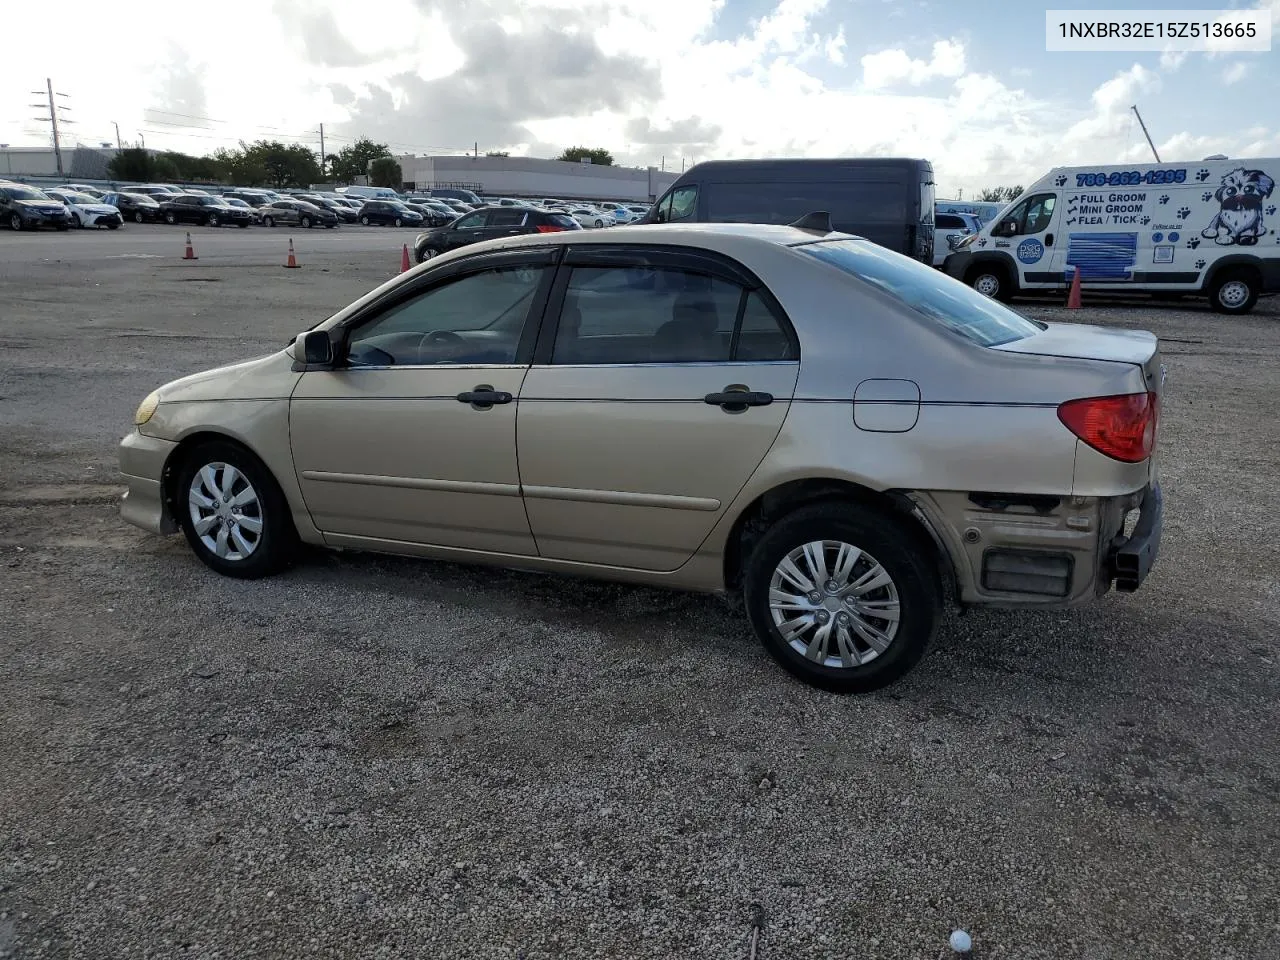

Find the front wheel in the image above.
[
  {"left": 134, "top": 211, "right": 145, "bottom": 223},
  {"left": 72, "top": 213, "right": 82, "bottom": 228},
  {"left": 208, "top": 214, "right": 220, "bottom": 227},
  {"left": 263, "top": 216, "right": 275, "bottom": 228},
  {"left": 394, "top": 217, "right": 403, "bottom": 227},
  {"left": 175, "top": 441, "right": 297, "bottom": 579},
  {"left": 1208, "top": 269, "right": 1260, "bottom": 315},
  {"left": 360, "top": 215, "right": 370, "bottom": 225},
  {"left": 966, "top": 264, "right": 1012, "bottom": 302},
  {"left": 418, "top": 246, "right": 440, "bottom": 263},
  {"left": 300, "top": 215, "right": 312, "bottom": 228},
  {"left": 742, "top": 502, "right": 942, "bottom": 693},
  {"left": 164, "top": 211, "right": 177, "bottom": 225},
  {"left": 594, "top": 218, "right": 604, "bottom": 228},
  {"left": 238, "top": 221, "right": 249, "bottom": 228}
]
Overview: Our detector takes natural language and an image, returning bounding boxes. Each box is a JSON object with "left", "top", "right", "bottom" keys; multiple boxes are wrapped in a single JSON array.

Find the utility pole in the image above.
[
  {"left": 112, "top": 121, "right": 122, "bottom": 151},
  {"left": 29, "top": 78, "right": 71, "bottom": 176},
  {"left": 1131, "top": 104, "right": 1160, "bottom": 163},
  {"left": 319, "top": 123, "right": 326, "bottom": 173}
]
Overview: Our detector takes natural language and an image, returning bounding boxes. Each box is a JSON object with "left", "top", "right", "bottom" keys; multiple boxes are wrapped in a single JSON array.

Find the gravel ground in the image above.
[{"left": 2, "top": 227, "right": 1279, "bottom": 960}]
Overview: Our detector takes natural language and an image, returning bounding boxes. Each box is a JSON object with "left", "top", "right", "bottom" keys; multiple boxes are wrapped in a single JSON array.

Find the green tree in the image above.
[
  {"left": 369, "top": 156, "right": 402, "bottom": 189},
  {"left": 555, "top": 145, "right": 614, "bottom": 166},
  {"left": 240, "top": 140, "right": 321, "bottom": 188},
  {"left": 107, "top": 148, "right": 153, "bottom": 181},
  {"left": 977, "top": 186, "right": 1007, "bottom": 202},
  {"left": 1003, "top": 184, "right": 1024, "bottom": 201},
  {"left": 212, "top": 145, "right": 267, "bottom": 187},
  {"left": 328, "top": 137, "right": 392, "bottom": 182}
]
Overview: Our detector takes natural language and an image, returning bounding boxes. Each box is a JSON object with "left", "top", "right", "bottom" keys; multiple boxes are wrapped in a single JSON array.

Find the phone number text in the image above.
[{"left": 1075, "top": 168, "right": 1187, "bottom": 187}]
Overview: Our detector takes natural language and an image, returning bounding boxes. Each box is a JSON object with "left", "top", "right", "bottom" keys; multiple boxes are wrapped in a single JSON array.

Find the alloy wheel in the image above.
[{"left": 768, "top": 539, "right": 901, "bottom": 669}]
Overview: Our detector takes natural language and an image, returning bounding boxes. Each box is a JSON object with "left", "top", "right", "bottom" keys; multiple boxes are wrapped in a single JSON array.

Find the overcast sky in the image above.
[{"left": 1, "top": 0, "right": 1277, "bottom": 195}]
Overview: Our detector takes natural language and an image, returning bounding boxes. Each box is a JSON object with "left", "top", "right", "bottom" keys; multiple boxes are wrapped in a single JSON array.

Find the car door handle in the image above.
[
  {"left": 1045, "top": 232, "right": 1054, "bottom": 246},
  {"left": 456, "top": 385, "right": 513, "bottom": 409},
  {"left": 704, "top": 389, "right": 774, "bottom": 411}
]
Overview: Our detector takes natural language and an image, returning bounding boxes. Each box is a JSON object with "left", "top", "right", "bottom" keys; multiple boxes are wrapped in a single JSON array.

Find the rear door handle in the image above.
[
  {"left": 704, "top": 389, "right": 774, "bottom": 411},
  {"left": 457, "top": 385, "right": 513, "bottom": 409}
]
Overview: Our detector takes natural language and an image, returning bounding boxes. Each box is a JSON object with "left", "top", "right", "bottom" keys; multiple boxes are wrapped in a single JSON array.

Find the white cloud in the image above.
[
  {"left": 1159, "top": 48, "right": 1187, "bottom": 71},
  {"left": 1221, "top": 61, "right": 1251, "bottom": 84},
  {"left": 860, "top": 39, "right": 966, "bottom": 89}
]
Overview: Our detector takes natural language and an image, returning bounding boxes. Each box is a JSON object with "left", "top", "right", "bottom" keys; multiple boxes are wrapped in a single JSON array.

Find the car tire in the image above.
[
  {"left": 966, "top": 263, "right": 1012, "bottom": 301},
  {"left": 300, "top": 215, "right": 312, "bottom": 228},
  {"left": 394, "top": 217, "right": 403, "bottom": 227},
  {"left": 360, "top": 215, "right": 370, "bottom": 225},
  {"left": 175, "top": 440, "right": 297, "bottom": 580},
  {"left": 742, "top": 501, "right": 942, "bottom": 694},
  {"left": 1208, "top": 268, "right": 1260, "bottom": 315},
  {"left": 594, "top": 218, "right": 604, "bottom": 228},
  {"left": 71, "top": 213, "right": 81, "bottom": 228},
  {"left": 107, "top": 221, "right": 119, "bottom": 230},
  {"left": 8, "top": 213, "right": 22, "bottom": 231},
  {"left": 208, "top": 214, "right": 220, "bottom": 227},
  {"left": 263, "top": 216, "right": 275, "bottom": 228},
  {"left": 238, "top": 221, "right": 249, "bottom": 228},
  {"left": 134, "top": 211, "right": 145, "bottom": 223},
  {"left": 418, "top": 247, "right": 440, "bottom": 263},
  {"left": 165, "top": 212, "right": 177, "bottom": 225}
]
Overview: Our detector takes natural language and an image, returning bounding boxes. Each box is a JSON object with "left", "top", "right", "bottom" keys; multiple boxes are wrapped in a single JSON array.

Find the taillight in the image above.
[
  {"left": 1057, "top": 392, "right": 1157, "bottom": 463},
  {"left": 535, "top": 224, "right": 566, "bottom": 233}
]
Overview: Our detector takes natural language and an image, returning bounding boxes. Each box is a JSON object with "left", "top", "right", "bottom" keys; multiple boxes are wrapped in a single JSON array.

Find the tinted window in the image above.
[
  {"left": 800, "top": 239, "right": 1040, "bottom": 346},
  {"left": 5, "top": 187, "right": 49, "bottom": 200},
  {"left": 735, "top": 292, "right": 797, "bottom": 361},
  {"left": 553, "top": 266, "right": 746, "bottom": 365},
  {"left": 705, "top": 180, "right": 906, "bottom": 224},
  {"left": 346, "top": 265, "right": 547, "bottom": 367},
  {"left": 545, "top": 213, "right": 578, "bottom": 229},
  {"left": 454, "top": 212, "right": 487, "bottom": 229},
  {"left": 935, "top": 214, "right": 966, "bottom": 229},
  {"left": 488, "top": 209, "right": 527, "bottom": 227}
]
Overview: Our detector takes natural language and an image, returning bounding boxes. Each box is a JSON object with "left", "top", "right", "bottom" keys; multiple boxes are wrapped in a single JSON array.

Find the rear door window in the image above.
[
  {"left": 704, "top": 180, "right": 906, "bottom": 224},
  {"left": 487, "top": 209, "right": 527, "bottom": 227}
]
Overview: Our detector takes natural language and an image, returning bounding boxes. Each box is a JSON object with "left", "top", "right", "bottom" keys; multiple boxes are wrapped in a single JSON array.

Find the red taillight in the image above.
[
  {"left": 1057, "top": 392, "right": 1157, "bottom": 463},
  {"left": 535, "top": 224, "right": 566, "bottom": 233}
]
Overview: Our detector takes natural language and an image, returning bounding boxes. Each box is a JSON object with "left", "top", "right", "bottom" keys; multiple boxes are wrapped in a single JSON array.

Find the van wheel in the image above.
[
  {"left": 966, "top": 264, "right": 1011, "bottom": 301},
  {"left": 742, "top": 501, "right": 942, "bottom": 693},
  {"left": 1208, "top": 268, "right": 1259, "bottom": 315}
]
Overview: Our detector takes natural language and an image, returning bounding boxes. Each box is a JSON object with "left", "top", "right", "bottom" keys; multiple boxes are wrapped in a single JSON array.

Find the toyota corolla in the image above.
[{"left": 119, "top": 217, "right": 1164, "bottom": 693}]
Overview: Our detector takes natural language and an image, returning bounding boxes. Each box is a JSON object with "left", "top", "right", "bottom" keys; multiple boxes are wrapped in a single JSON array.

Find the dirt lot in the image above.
[{"left": 2, "top": 225, "right": 1279, "bottom": 960}]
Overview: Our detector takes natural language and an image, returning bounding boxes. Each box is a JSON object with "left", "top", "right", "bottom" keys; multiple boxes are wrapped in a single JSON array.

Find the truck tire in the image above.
[{"left": 1208, "top": 268, "right": 1260, "bottom": 315}]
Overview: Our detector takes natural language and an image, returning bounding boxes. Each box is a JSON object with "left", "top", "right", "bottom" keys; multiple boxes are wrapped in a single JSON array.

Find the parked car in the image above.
[
  {"left": 402, "top": 202, "right": 455, "bottom": 227},
  {"left": 102, "top": 191, "right": 163, "bottom": 223},
  {"left": 61, "top": 183, "right": 108, "bottom": 199},
  {"left": 158, "top": 194, "right": 253, "bottom": 227},
  {"left": 932, "top": 212, "right": 982, "bottom": 267},
  {"left": 357, "top": 200, "right": 424, "bottom": 228},
  {"left": 567, "top": 206, "right": 613, "bottom": 229},
  {"left": 340, "top": 185, "right": 401, "bottom": 201},
  {"left": 598, "top": 203, "right": 636, "bottom": 224},
  {"left": 45, "top": 190, "right": 123, "bottom": 229},
  {"left": 221, "top": 197, "right": 262, "bottom": 223},
  {"left": 259, "top": 199, "right": 338, "bottom": 229},
  {"left": 425, "top": 187, "right": 482, "bottom": 205},
  {"left": 222, "top": 189, "right": 274, "bottom": 208},
  {"left": 296, "top": 194, "right": 358, "bottom": 223},
  {"left": 413, "top": 206, "right": 580, "bottom": 262},
  {"left": 0, "top": 184, "right": 71, "bottom": 230},
  {"left": 128, "top": 184, "right": 184, "bottom": 198},
  {"left": 118, "top": 218, "right": 1164, "bottom": 694}
]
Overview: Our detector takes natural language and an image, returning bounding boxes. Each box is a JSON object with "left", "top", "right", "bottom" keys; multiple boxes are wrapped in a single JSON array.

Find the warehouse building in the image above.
[
  {"left": 402, "top": 154, "right": 679, "bottom": 202},
  {"left": 0, "top": 146, "right": 117, "bottom": 180}
]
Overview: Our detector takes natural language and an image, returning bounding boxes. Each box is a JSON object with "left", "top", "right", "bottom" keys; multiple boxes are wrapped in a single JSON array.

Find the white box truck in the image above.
[{"left": 942, "top": 157, "right": 1278, "bottom": 313}]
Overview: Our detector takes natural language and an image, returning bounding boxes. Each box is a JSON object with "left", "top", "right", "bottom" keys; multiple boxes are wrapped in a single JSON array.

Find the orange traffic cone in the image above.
[
  {"left": 284, "top": 238, "right": 300, "bottom": 269},
  {"left": 400, "top": 243, "right": 411, "bottom": 273},
  {"left": 1066, "top": 265, "right": 1082, "bottom": 309},
  {"left": 182, "top": 232, "right": 197, "bottom": 260}
]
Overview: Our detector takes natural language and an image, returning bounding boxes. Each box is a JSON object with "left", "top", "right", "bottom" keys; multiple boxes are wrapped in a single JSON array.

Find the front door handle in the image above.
[
  {"left": 704, "top": 388, "right": 774, "bottom": 412},
  {"left": 456, "top": 384, "right": 513, "bottom": 409},
  {"left": 1045, "top": 232, "right": 1054, "bottom": 246}
]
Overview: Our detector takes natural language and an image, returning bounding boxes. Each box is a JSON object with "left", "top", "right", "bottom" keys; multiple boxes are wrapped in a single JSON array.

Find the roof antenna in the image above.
[{"left": 788, "top": 211, "right": 833, "bottom": 233}]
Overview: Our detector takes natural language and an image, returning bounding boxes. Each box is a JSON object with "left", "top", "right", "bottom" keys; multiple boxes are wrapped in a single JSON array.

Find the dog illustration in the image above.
[{"left": 1201, "top": 167, "right": 1274, "bottom": 246}]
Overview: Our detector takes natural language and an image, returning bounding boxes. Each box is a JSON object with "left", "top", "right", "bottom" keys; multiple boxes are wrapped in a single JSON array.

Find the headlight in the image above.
[
  {"left": 134, "top": 391, "right": 160, "bottom": 426},
  {"left": 954, "top": 234, "right": 978, "bottom": 250}
]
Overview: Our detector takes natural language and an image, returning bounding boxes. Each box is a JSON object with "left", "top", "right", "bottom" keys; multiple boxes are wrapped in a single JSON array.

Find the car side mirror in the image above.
[{"left": 294, "top": 329, "right": 334, "bottom": 368}]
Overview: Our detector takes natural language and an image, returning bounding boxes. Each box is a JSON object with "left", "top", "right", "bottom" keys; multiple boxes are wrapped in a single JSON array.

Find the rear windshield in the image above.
[
  {"left": 546, "top": 213, "right": 578, "bottom": 228},
  {"left": 706, "top": 180, "right": 908, "bottom": 225},
  {"left": 799, "top": 239, "right": 1041, "bottom": 346}
]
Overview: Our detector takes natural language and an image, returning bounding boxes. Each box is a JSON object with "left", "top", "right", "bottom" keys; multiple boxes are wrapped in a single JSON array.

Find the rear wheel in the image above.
[
  {"left": 9, "top": 213, "right": 23, "bottom": 231},
  {"left": 742, "top": 502, "right": 942, "bottom": 693},
  {"left": 238, "top": 221, "right": 249, "bottom": 228},
  {"left": 164, "top": 211, "right": 177, "bottom": 225},
  {"left": 106, "top": 221, "right": 119, "bottom": 230},
  {"left": 208, "top": 214, "right": 220, "bottom": 227},
  {"left": 360, "top": 215, "right": 370, "bottom": 225},
  {"left": 175, "top": 441, "right": 297, "bottom": 579},
  {"left": 300, "top": 215, "right": 312, "bottom": 228},
  {"left": 1208, "top": 268, "right": 1259, "bottom": 315},
  {"left": 394, "top": 217, "right": 403, "bottom": 227},
  {"left": 133, "top": 211, "right": 145, "bottom": 223},
  {"left": 263, "top": 215, "right": 275, "bottom": 228}
]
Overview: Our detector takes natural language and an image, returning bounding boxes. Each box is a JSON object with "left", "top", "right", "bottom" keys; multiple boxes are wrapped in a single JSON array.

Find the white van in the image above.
[
  {"left": 338, "top": 185, "right": 400, "bottom": 201},
  {"left": 942, "top": 157, "right": 1279, "bottom": 314}
]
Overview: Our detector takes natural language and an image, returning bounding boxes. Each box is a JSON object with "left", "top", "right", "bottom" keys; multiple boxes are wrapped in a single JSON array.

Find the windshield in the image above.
[
  {"left": 65, "top": 194, "right": 96, "bottom": 204},
  {"left": 7, "top": 187, "right": 50, "bottom": 201},
  {"left": 799, "top": 239, "right": 1041, "bottom": 347}
]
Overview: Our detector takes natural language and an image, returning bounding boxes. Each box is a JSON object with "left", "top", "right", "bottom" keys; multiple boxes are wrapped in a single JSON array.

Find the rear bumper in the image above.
[{"left": 1109, "top": 482, "right": 1162, "bottom": 592}]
